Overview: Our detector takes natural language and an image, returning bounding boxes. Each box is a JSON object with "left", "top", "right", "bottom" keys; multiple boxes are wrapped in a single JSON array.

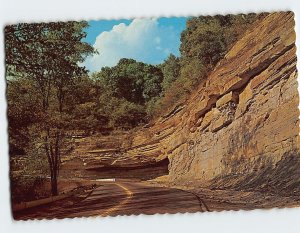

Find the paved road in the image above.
[{"left": 14, "top": 182, "right": 209, "bottom": 220}]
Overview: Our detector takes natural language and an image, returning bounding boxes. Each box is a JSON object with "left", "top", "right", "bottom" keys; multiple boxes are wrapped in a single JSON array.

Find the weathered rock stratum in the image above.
[
  {"left": 62, "top": 12, "right": 299, "bottom": 195},
  {"left": 125, "top": 11, "right": 299, "bottom": 194}
]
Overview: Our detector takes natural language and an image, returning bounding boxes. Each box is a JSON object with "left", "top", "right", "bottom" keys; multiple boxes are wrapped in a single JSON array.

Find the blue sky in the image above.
[{"left": 82, "top": 17, "right": 187, "bottom": 72}]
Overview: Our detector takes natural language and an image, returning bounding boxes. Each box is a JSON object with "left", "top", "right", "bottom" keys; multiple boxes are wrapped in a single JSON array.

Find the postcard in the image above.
[{"left": 5, "top": 11, "right": 299, "bottom": 220}]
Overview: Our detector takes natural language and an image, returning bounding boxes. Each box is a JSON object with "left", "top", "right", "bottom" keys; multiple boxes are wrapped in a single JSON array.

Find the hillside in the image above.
[{"left": 61, "top": 12, "right": 299, "bottom": 195}]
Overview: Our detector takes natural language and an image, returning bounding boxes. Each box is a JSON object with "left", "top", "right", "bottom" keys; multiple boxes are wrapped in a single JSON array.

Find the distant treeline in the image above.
[{"left": 71, "top": 13, "right": 264, "bottom": 131}]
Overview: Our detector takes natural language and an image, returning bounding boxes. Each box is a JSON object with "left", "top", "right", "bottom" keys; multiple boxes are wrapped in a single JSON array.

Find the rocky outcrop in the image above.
[
  {"left": 125, "top": 11, "right": 299, "bottom": 193},
  {"left": 60, "top": 133, "right": 169, "bottom": 180},
  {"left": 62, "top": 12, "right": 299, "bottom": 195}
]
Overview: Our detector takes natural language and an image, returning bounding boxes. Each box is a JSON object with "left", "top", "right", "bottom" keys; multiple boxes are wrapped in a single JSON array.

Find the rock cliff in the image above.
[
  {"left": 126, "top": 11, "right": 299, "bottom": 193},
  {"left": 62, "top": 12, "right": 299, "bottom": 195}
]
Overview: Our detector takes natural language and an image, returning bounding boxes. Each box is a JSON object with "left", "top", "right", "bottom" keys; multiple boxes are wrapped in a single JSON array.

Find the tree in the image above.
[
  {"left": 90, "top": 58, "right": 163, "bottom": 128},
  {"left": 160, "top": 54, "right": 181, "bottom": 91},
  {"left": 7, "top": 78, "right": 42, "bottom": 155},
  {"left": 180, "top": 14, "right": 258, "bottom": 75},
  {"left": 5, "top": 21, "right": 94, "bottom": 195},
  {"left": 153, "top": 13, "right": 260, "bottom": 117},
  {"left": 93, "top": 58, "right": 163, "bottom": 104}
]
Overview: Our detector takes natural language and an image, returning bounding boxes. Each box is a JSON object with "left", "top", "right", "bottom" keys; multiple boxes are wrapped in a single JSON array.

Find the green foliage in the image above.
[
  {"left": 89, "top": 58, "right": 163, "bottom": 129},
  {"left": 7, "top": 78, "right": 43, "bottom": 154},
  {"left": 112, "top": 100, "right": 146, "bottom": 129},
  {"left": 6, "top": 21, "right": 94, "bottom": 196},
  {"left": 180, "top": 14, "right": 257, "bottom": 70},
  {"left": 93, "top": 58, "right": 163, "bottom": 104},
  {"left": 11, "top": 175, "right": 49, "bottom": 203},
  {"left": 160, "top": 54, "right": 181, "bottom": 91},
  {"left": 5, "top": 21, "right": 94, "bottom": 76},
  {"left": 68, "top": 13, "right": 261, "bottom": 122},
  {"left": 153, "top": 13, "right": 260, "bottom": 115}
]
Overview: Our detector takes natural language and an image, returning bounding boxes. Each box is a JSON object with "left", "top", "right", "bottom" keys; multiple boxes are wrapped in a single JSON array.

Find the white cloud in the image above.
[{"left": 83, "top": 18, "right": 178, "bottom": 72}]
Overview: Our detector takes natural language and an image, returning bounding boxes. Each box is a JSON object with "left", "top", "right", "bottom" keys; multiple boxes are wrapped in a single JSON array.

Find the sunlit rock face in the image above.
[
  {"left": 62, "top": 12, "right": 299, "bottom": 195},
  {"left": 125, "top": 11, "right": 299, "bottom": 194}
]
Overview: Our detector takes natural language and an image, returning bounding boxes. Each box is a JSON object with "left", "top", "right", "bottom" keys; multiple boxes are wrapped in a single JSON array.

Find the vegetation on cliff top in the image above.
[{"left": 82, "top": 13, "right": 260, "bottom": 126}]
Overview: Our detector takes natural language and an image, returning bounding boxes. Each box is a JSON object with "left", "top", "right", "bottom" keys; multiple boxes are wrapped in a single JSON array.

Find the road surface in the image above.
[{"left": 14, "top": 182, "right": 209, "bottom": 220}]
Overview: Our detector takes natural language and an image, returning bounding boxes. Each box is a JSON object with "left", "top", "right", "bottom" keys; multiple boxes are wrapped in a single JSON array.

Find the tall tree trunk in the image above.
[
  {"left": 51, "top": 172, "right": 58, "bottom": 196},
  {"left": 44, "top": 130, "right": 61, "bottom": 196}
]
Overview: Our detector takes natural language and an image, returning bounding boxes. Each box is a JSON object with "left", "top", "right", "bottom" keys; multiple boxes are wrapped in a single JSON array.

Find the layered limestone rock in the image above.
[{"left": 124, "top": 11, "right": 299, "bottom": 194}]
